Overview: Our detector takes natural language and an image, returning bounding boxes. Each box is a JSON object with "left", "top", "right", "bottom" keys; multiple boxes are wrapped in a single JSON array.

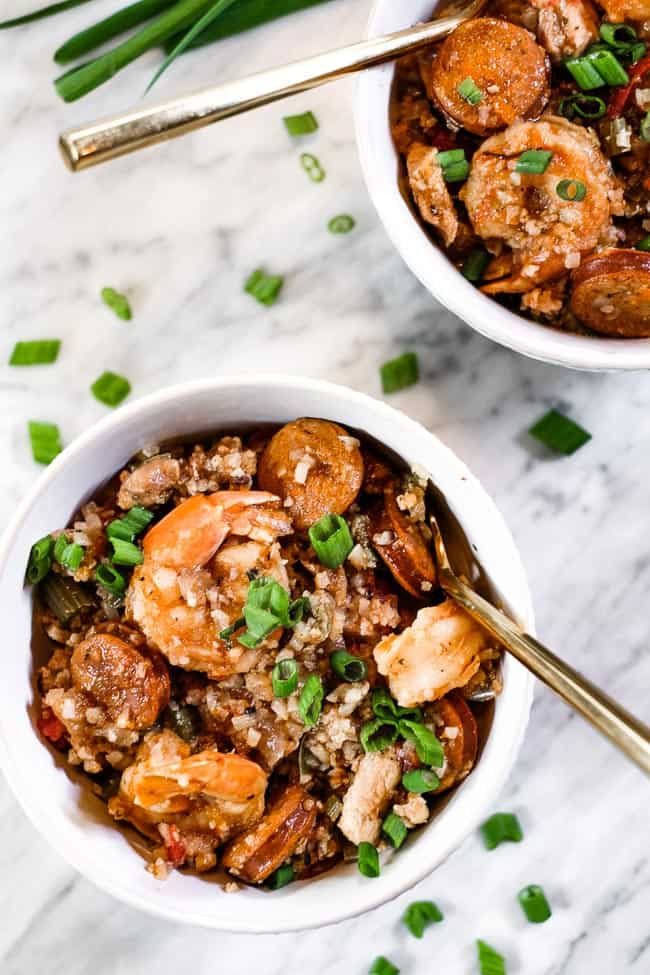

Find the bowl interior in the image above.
[
  {"left": 0, "top": 376, "right": 533, "bottom": 930},
  {"left": 355, "top": 0, "right": 650, "bottom": 371}
]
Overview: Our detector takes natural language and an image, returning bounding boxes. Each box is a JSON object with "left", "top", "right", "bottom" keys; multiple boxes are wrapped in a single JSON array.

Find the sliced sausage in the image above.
[
  {"left": 258, "top": 419, "right": 364, "bottom": 532},
  {"left": 569, "top": 249, "right": 650, "bottom": 337},
  {"left": 117, "top": 455, "right": 181, "bottom": 510},
  {"left": 428, "top": 18, "right": 550, "bottom": 137},
  {"left": 599, "top": 0, "right": 650, "bottom": 19},
  {"left": 430, "top": 692, "right": 479, "bottom": 792},
  {"left": 369, "top": 485, "right": 436, "bottom": 598},
  {"left": 221, "top": 785, "right": 316, "bottom": 883},
  {"left": 406, "top": 143, "right": 459, "bottom": 247}
]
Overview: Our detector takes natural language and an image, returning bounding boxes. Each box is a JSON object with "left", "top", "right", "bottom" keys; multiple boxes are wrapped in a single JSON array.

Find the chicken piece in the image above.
[
  {"left": 338, "top": 749, "right": 402, "bottom": 846},
  {"left": 117, "top": 455, "right": 181, "bottom": 510},
  {"left": 531, "top": 0, "right": 599, "bottom": 61},
  {"left": 373, "top": 601, "right": 489, "bottom": 708},
  {"left": 405, "top": 143, "right": 459, "bottom": 247}
]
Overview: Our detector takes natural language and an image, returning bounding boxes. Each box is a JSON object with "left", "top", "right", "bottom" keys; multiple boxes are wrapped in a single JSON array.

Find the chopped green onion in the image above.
[
  {"left": 480, "top": 812, "right": 523, "bottom": 850},
  {"left": 328, "top": 214, "right": 356, "bottom": 234},
  {"left": 382, "top": 812, "right": 408, "bottom": 849},
  {"left": 437, "top": 148, "right": 470, "bottom": 183},
  {"left": 26, "top": 535, "right": 54, "bottom": 585},
  {"left": 462, "top": 248, "right": 491, "bottom": 283},
  {"left": 371, "top": 688, "right": 422, "bottom": 723},
  {"left": 456, "top": 76, "right": 483, "bottom": 105},
  {"left": 528, "top": 409, "right": 591, "bottom": 456},
  {"left": 587, "top": 48, "right": 629, "bottom": 85},
  {"left": 600, "top": 22, "right": 637, "bottom": 50},
  {"left": 272, "top": 658, "right": 299, "bottom": 697},
  {"left": 95, "top": 562, "right": 127, "bottom": 596},
  {"left": 266, "top": 864, "right": 295, "bottom": 889},
  {"left": 360, "top": 717, "right": 399, "bottom": 753},
  {"left": 9, "top": 340, "right": 60, "bottom": 366},
  {"left": 369, "top": 958, "right": 399, "bottom": 975},
  {"left": 640, "top": 110, "right": 650, "bottom": 142},
  {"left": 308, "top": 513, "right": 353, "bottom": 568},
  {"left": 244, "top": 268, "right": 284, "bottom": 306},
  {"left": 54, "top": 537, "right": 84, "bottom": 571},
  {"left": 380, "top": 351, "right": 419, "bottom": 394},
  {"left": 477, "top": 939, "right": 506, "bottom": 975},
  {"left": 110, "top": 538, "right": 143, "bottom": 566},
  {"left": 91, "top": 371, "right": 131, "bottom": 408},
  {"left": 284, "top": 110, "right": 318, "bottom": 136},
  {"left": 565, "top": 55, "right": 605, "bottom": 90},
  {"left": 403, "top": 900, "right": 444, "bottom": 938},
  {"left": 28, "top": 421, "right": 62, "bottom": 465},
  {"left": 518, "top": 884, "right": 552, "bottom": 923},
  {"left": 624, "top": 41, "right": 646, "bottom": 64},
  {"left": 357, "top": 841, "right": 380, "bottom": 878},
  {"left": 515, "top": 149, "right": 553, "bottom": 174},
  {"left": 219, "top": 616, "right": 245, "bottom": 642},
  {"left": 41, "top": 574, "right": 95, "bottom": 623},
  {"left": 330, "top": 649, "right": 367, "bottom": 682},
  {"left": 401, "top": 768, "right": 439, "bottom": 793},
  {"left": 298, "top": 674, "right": 324, "bottom": 727},
  {"left": 300, "top": 152, "right": 326, "bottom": 182},
  {"left": 106, "top": 506, "right": 154, "bottom": 542},
  {"left": 558, "top": 93, "right": 606, "bottom": 120},
  {"left": 238, "top": 576, "right": 306, "bottom": 647},
  {"left": 636, "top": 234, "right": 650, "bottom": 251},
  {"left": 556, "top": 179, "right": 586, "bottom": 201},
  {"left": 101, "top": 287, "right": 132, "bottom": 321},
  {"left": 398, "top": 719, "right": 444, "bottom": 767}
]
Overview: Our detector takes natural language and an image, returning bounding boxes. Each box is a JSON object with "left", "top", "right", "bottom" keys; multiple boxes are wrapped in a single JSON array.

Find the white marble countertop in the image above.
[{"left": 1, "top": 2, "right": 649, "bottom": 972}]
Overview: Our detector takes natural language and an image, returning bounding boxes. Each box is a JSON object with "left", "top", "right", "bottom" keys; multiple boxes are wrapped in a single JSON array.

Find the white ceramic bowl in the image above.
[
  {"left": 355, "top": 0, "right": 650, "bottom": 371},
  {"left": 0, "top": 375, "right": 533, "bottom": 930}
]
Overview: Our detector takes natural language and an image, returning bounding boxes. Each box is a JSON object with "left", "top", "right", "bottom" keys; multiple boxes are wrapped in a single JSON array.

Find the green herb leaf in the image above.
[
  {"left": 146, "top": 0, "right": 238, "bottom": 92},
  {"left": 298, "top": 674, "right": 324, "bottom": 727},
  {"left": 371, "top": 688, "right": 422, "bottom": 723},
  {"left": 10, "top": 340, "right": 60, "bottom": 366},
  {"left": 360, "top": 717, "right": 399, "bottom": 753},
  {"left": 91, "top": 371, "right": 131, "bottom": 408},
  {"left": 308, "top": 513, "right": 353, "bottom": 568},
  {"left": 238, "top": 576, "right": 304, "bottom": 647},
  {"left": 515, "top": 149, "right": 553, "bottom": 174},
  {"left": 330, "top": 649, "right": 367, "bottom": 682},
  {"left": 101, "top": 287, "right": 132, "bottom": 321},
  {"left": 26, "top": 535, "right": 54, "bottom": 585},
  {"left": 382, "top": 812, "right": 408, "bottom": 849},
  {"left": 401, "top": 768, "right": 440, "bottom": 793},
  {"left": 0, "top": 0, "right": 96, "bottom": 29},
  {"left": 357, "top": 841, "right": 380, "bottom": 878},
  {"left": 284, "top": 110, "right": 318, "bottom": 136},
  {"left": 457, "top": 76, "right": 483, "bottom": 105},
  {"left": 245, "top": 268, "right": 284, "bottom": 306},
  {"left": 403, "top": 900, "right": 443, "bottom": 937},
  {"left": 528, "top": 409, "right": 591, "bottom": 455},
  {"left": 95, "top": 562, "right": 127, "bottom": 596},
  {"left": 480, "top": 812, "right": 523, "bottom": 850},
  {"left": 272, "top": 658, "right": 299, "bottom": 697},
  {"left": 28, "top": 421, "right": 62, "bottom": 465},
  {"left": 398, "top": 719, "right": 444, "bottom": 767},
  {"left": 106, "top": 506, "right": 153, "bottom": 542},
  {"left": 380, "top": 352, "right": 419, "bottom": 394}
]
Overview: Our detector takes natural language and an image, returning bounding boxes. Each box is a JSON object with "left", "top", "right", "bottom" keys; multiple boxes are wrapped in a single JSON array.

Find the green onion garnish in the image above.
[
  {"left": 528, "top": 409, "right": 591, "bottom": 456},
  {"left": 380, "top": 351, "right": 419, "bottom": 394},
  {"left": 360, "top": 717, "right": 399, "bottom": 753},
  {"left": 26, "top": 535, "right": 54, "bottom": 585},
  {"left": 462, "top": 248, "right": 491, "bottom": 283},
  {"left": 238, "top": 576, "right": 307, "bottom": 647},
  {"left": 625, "top": 41, "right": 646, "bottom": 64},
  {"left": 10, "top": 340, "right": 60, "bottom": 366},
  {"left": 298, "top": 674, "right": 324, "bottom": 727},
  {"left": 369, "top": 958, "right": 399, "bottom": 975},
  {"left": 600, "top": 22, "right": 637, "bottom": 50},
  {"left": 588, "top": 48, "right": 629, "bottom": 84},
  {"left": 398, "top": 719, "right": 444, "bottom": 767},
  {"left": 91, "top": 371, "right": 131, "bottom": 408},
  {"left": 54, "top": 536, "right": 84, "bottom": 572},
  {"left": 328, "top": 214, "right": 356, "bottom": 234},
  {"left": 515, "top": 149, "right": 553, "bottom": 174},
  {"left": 640, "top": 110, "right": 650, "bottom": 142},
  {"left": 244, "top": 268, "right": 284, "bottom": 306},
  {"left": 308, "top": 513, "right": 353, "bottom": 568},
  {"left": 382, "top": 812, "right": 408, "bottom": 849},
  {"left": 106, "top": 506, "right": 154, "bottom": 542},
  {"left": 558, "top": 93, "right": 606, "bottom": 120},
  {"left": 480, "top": 812, "right": 523, "bottom": 850},
  {"left": 0, "top": 0, "right": 96, "bottom": 29},
  {"left": 477, "top": 939, "right": 506, "bottom": 975},
  {"left": 456, "top": 76, "right": 483, "bottom": 105},
  {"left": 95, "top": 562, "right": 127, "bottom": 596},
  {"left": 636, "top": 234, "right": 650, "bottom": 251},
  {"left": 401, "top": 768, "right": 439, "bottom": 793},
  {"left": 28, "top": 421, "right": 62, "bottom": 465},
  {"left": 330, "top": 649, "right": 367, "bottom": 682},
  {"left": 219, "top": 616, "right": 245, "bottom": 642},
  {"left": 266, "top": 864, "right": 295, "bottom": 889},
  {"left": 403, "top": 900, "right": 443, "bottom": 938},
  {"left": 283, "top": 110, "right": 318, "bottom": 136},
  {"left": 518, "top": 884, "right": 552, "bottom": 923},
  {"left": 357, "top": 841, "right": 380, "bottom": 878},
  {"left": 371, "top": 688, "right": 422, "bottom": 723},
  {"left": 437, "top": 148, "right": 470, "bottom": 183},
  {"left": 110, "top": 538, "right": 144, "bottom": 566},
  {"left": 556, "top": 178, "right": 586, "bottom": 201},
  {"left": 101, "top": 287, "right": 132, "bottom": 321},
  {"left": 565, "top": 55, "right": 606, "bottom": 89},
  {"left": 272, "top": 658, "right": 299, "bottom": 697},
  {"left": 300, "top": 152, "right": 326, "bottom": 182}
]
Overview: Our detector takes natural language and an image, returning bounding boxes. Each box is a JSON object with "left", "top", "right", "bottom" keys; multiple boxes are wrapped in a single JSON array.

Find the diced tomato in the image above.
[
  {"left": 430, "top": 126, "right": 459, "bottom": 151},
  {"left": 164, "top": 826, "right": 187, "bottom": 867},
  {"left": 37, "top": 714, "right": 67, "bottom": 746},
  {"left": 608, "top": 53, "right": 650, "bottom": 119}
]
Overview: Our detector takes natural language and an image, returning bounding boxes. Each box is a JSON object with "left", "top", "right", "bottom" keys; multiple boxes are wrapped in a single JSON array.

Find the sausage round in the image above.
[
  {"left": 369, "top": 486, "right": 436, "bottom": 598},
  {"left": 428, "top": 18, "right": 550, "bottom": 137},
  {"left": 570, "top": 249, "right": 650, "bottom": 337},
  {"left": 432, "top": 692, "right": 478, "bottom": 793}
]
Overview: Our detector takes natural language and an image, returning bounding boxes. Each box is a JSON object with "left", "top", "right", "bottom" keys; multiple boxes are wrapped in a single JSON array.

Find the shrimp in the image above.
[
  {"left": 406, "top": 143, "right": 459, "bottom": 247},
  {"left": 126, "top": 491, "right": 293, "bottom": 678},
  {"left": 460, "top": 117, "right": 624, "bottom": 292},
  {"left": 338, "top": 749, "right": 402, "bottom": 846}
]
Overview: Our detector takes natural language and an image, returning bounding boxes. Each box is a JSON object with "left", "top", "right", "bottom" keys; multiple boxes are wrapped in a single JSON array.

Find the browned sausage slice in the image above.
[
  {"left": 221, "top": 785, "right": 317, "bottom": 883},
  {"left": 428, "top": 18, "right": 550, "bottom": 136},
  {"left": 258, "top": 419, "right": 364, "bottom": 532},
  {"left": 569, "top": 249, "right": 650, "bottom": 337},
  {"left": 369, "top": 486, "right": 436, "bottom": 598},
  {"left": 432, "top": 692, "right": 478, "bottom": 792}
]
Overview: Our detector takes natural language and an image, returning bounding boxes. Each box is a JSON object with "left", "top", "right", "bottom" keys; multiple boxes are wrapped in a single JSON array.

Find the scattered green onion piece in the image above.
[
  {"left": 371, "top": 688, "right": 422, "bottom": 723},
  {"left": 0, "top": 0, "right": 96, "bottom": 29},
  {"left": 462, "top": 248, "right": 491, "bottom": 283},
  {"left": 380, "top": 351, "right": 419, "bottom": 394},
  {"left": 382, "top": 812, "right": 408, "bottom": 849},
  {"left": 625, "top": 41, "right": 646, "bottom": 64},
  {"left": 515, "top": 149, "right": 553, "bottom": 174},
  {"left": 284, "top": 110, "right": 318, "bottom": 136},
  {"left": 106, "top": 506, "right": 154, "bottom": 542},
  {"left": 556, "top": 178, "right": 586, "bottom": 202},
  {"left": 101, "top": 287, "right": 132, "bottom": 321},
  {"left": 600, "top": 22, "right": 637, "bottom": 50},
  {"left": 238, "top": 576, "right": 306, "bottom": 647},
  {"left": 95, "top": 563, "right": 127, "bottom": 596},
  {"left": 308, "top": 513, "right": 353, "bottom": 568},
  {"left": 28, "top": 421, "right": 62, "bottom": 465},
  {"left": 272, "top": 658, "right": 299, "bottom": 697},
  {"left": 480, "top": 812, "right": 523, "bottom": 850},
  {"left": 9, "top": 340, "right": 60, "bottom": 366},
  {"left": 558, "top": 93, "right": 606, "bottom": 120},
  {"left": 640, "top": 110, "right": 650, "bottom": 142},
  {"left": 53, "top": 535, "right": 69, "bottom": 564},
  {"left": 328, "top": 214, "right": 356, "bottom": 234},
  {"left": 267, "top": 864, "right": 295, "bottom": 889},
  {"left": 518, "top": 884, "right": 552, "bottom": 923},
  {"left": 300, "top": 152, "right": 326, "bottom": 182},
  {"left": 41, "top": 574, "right": 95, "bottom": 623},
  {"left": 586, "top": 49, "right": 629, "bottom": 85},
  {"left": 330, "top": 649, "right": 367, "bottom": 682},
  {"left": 398, "top": 719, "right": 444, "bottom": 767},
  {"left": 110, "top": 538, "right": 144, "bottom": 566},
  {"left": 298, "top": 674, "right": 324, "bottom": 727},
  {"left": 403, "top": 900, "right": 444, "bottom": 938},
  {"left": 360, "top": 717, "right": 399, "bottom": 753},
  {"left": 565, "top": 55, "right": 605, "bottom": 90},
  {"left": 369, "top": 958, "right": 399, "bottom": 975},
  {"left": 636, "top": 234, "right": 650, "bottom": 251},
  {"left": 26, "top": 535, "right": 54, "bottom": 585},
  {"left": 357, "top": 841, "right": 380, "bottom": 878},
  {"left": 55, "top": 540, "right": 84, "bottom": 572},
  {"left": 528, "top": 409, "right": 591, "bottom": 456},
  {"left": 91, "top": 371, "right": 131, "bottom": 408},
  {"left": 219, "top": 616, "right": 245, "bottom": 642},
  {"left": 456, "top": 76, "right": 483, "bottom": 105},
  {"left": 402, "top": 768, "right": 439, "bottom": 793},
  {"left": 477, "top": 939, "right": 506, "bottom": 975},
  {"left": 437, "top": 149, "right": 470, "bottom": 183},
  {"left": 244, "top": 268, "right": 284, "bottom": 306}
]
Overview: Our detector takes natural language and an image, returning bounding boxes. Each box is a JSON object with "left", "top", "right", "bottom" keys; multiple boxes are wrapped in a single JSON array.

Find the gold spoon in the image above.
[
  {"left": 430, "top": 514, "right": 650, "bottom": 774},
  {"left": 59, "top": 0, "right": 487, "bottom": 172}
]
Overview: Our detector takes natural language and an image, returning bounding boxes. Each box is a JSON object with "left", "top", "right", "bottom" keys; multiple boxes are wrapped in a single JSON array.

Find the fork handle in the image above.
[{"left": 443, "top": 574, "right": 650, "bottom": 774}]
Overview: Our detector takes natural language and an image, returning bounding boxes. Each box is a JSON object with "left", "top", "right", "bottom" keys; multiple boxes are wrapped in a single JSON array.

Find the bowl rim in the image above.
[
  {"left": 0, "top": 374, "right": 535, "bottom": 930},
  {"left": 354, "top": 0, "right": 650, "bottom": 372}
]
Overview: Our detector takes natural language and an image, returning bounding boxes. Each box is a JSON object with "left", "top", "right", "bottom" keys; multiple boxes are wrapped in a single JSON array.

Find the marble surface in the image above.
[{"left": 1, "top": 1, "right": 649, "bottom": 972}]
